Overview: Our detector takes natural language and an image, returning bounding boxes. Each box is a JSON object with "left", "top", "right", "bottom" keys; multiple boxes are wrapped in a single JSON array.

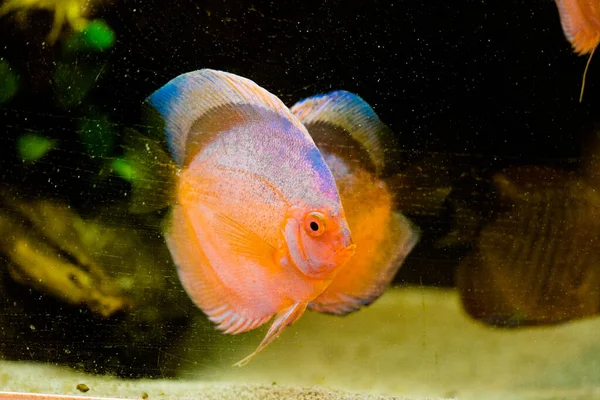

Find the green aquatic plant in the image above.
[
  {"left": 111, "top": 158, "right": 135, "bottom": 182},
  {"left": 0, "top": 0, "right": 93, "bottom": 43},
  {"left": 65, "top": 19, "right": 115, "bottom": 52},
  {"left": 52, "top": 20, "right": 116, "bottom": 107},
  {"left": 0, "top": 60, "right": 19, "bottom": 104},
  {"left": 17, "top": 133, "right": 55, "bottom": 162}
]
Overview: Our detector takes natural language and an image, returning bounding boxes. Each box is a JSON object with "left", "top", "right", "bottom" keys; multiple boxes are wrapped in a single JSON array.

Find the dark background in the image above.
[{"left": 0, "top": 0, "right": 598, "bottom": 286}]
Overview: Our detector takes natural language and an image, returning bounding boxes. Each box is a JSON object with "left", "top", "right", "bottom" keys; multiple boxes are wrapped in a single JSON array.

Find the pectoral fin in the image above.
[{"left": 212, "top": 211, "right": 277, "bottom": 265}]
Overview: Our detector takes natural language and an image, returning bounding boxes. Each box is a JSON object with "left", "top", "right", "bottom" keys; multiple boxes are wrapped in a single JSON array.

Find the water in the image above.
[{"left": 1, "top": 1, "right": 599, "bottom": 399}]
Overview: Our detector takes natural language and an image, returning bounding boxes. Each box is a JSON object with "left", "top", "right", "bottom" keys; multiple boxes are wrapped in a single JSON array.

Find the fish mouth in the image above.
[
  {"left": 304, "top": 243, "right": 356, "bottom": 279},
  {"left": 335, "top": 243, "right": 356, "bottom": 266},
  {"left": 345, "top": 243, "right": 357, "bottom": 255}
]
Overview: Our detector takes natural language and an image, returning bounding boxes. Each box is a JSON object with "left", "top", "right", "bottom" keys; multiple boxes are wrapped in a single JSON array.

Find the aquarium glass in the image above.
[{"left": 1, "top": 1, "right": 600, "bottom": 399}]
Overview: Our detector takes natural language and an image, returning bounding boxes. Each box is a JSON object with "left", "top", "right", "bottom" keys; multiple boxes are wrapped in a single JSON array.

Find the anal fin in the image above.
[{"left": 233, "top": 302, "right": 307, "bottom": 367}]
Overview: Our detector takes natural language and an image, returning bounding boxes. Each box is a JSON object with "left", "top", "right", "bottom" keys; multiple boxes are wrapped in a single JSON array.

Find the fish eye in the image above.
[{"left": 305, "top": 212, "right": 326, "bottom": 237}]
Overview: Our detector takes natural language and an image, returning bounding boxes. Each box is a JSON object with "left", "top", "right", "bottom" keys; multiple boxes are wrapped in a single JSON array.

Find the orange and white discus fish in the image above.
[{"left": 140, "top": 69, "right": 356, "bottom": 366}]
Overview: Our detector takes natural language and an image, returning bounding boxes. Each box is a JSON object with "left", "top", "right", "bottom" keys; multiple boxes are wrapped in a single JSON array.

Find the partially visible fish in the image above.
[
  {"left": 555, "top": 0, "right": 600, "bottom": 56},
  {"left": 554, "top": 0, "right": 600, "bottom": 101},
  {"left": 457, "top": 164, "right": 600, "bottom": 327},
  {"left": 291, "top": 91, "right": 420, "bottom": 315},
  {"left": 133, "top": 69, "right": 356, "bottom": 366}
]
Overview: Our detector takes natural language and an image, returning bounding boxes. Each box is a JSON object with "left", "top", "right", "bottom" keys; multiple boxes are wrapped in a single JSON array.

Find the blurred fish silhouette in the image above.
[
  {"left": 457, "top": 158, "right": 600, "bottom": 327},
  {"left": 127, "top": 69, "right": 359, "bottom": 366},
  {"left": 554, "top": 0, "right": 600, "bottom": 102},
  {"left": 291, "top": 91, "right": 420, "bottom": 315}
]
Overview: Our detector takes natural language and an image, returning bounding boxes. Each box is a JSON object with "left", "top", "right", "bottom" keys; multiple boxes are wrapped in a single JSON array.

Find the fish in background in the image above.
[
  {"left": 456, "top": 154, "right": 600, "bottom": 327},
  {"left": 554, "top": 0, "right": 600, "bottom": 102},
  {"left": 291, "top": 91, "right": 420, "bottom": 315},
  {"left": 126, "top": 69, "right": 420, "bottom": 367}
]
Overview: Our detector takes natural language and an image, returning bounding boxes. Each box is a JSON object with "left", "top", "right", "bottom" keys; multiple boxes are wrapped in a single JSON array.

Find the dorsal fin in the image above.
[
  {"left": 145, "top": 69, "right": 307, "bottom": 167},
  {"left": 291, "top": 90, "right": 392, "bottom": 175}
]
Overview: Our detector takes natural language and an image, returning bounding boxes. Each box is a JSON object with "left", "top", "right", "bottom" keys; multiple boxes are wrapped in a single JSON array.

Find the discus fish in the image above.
[
  {"left": 291, "top": 91, "right": 419, "bottom": 314},
  {"left": 132, "top": 69, "right": 356, "bottom": 366},
  {"left": 457, "top": 164, "right": 600, "bottom": 327},
  {"left": 554, "top": 0, "right": 600, "bottom": 102}
]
